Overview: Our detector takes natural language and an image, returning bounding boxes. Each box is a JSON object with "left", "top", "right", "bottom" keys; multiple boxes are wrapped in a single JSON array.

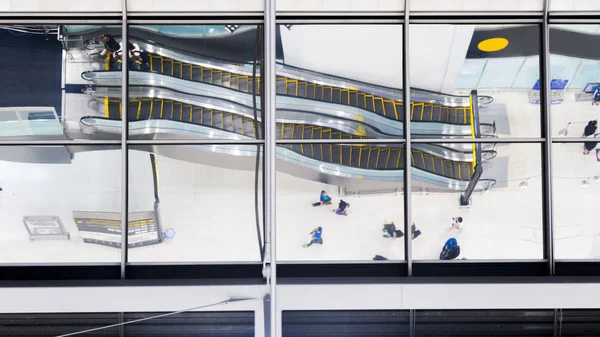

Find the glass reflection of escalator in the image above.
[
  {"left": 144, "top": 53, "right": 471, "bottom": 125},
  {"left": 107, "top": 97, "right": 473, "bottom": 181}
]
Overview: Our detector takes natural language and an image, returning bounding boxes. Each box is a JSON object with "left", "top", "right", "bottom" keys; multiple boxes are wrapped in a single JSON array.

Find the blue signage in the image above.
[{"left": 530, "top": 79, "right": 568, "bottom": 104}]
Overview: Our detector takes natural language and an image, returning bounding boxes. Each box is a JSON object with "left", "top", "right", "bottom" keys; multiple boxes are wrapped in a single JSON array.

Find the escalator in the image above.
[
  {"left": 144, "top": 51, "right": 472, "bottom": 125},
  {"left": 103, "top": 97, "right": 474, "bottom": 182}
]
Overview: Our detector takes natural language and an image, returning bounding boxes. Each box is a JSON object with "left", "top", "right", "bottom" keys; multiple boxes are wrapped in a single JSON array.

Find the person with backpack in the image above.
[
  {"left": 333, "top": 199, "right": 349, "bottom": 216},
  {"left": 303, "top": 227, "right": 323, "bottom": 247},
  {"left": 382, "top": 219, "right": 404, "bottom": 240},
  {"left": 313, "top": 190, "right": 332, "bottom": 207},
  {"left": 440, "top": 238, "right": 461, "bottom": 260}
]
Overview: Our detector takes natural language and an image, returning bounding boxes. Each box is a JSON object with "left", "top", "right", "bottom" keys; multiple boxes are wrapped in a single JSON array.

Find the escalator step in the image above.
[
  {"left": 223, "top": 113, "right": 234, "bottom": 132},
  {"left": 275, "top": 124, "right": 283, "bottom": 139},
  {"left": 341, "top": 146, "right": 351, "bottom": 166},
  {"left": 173, "top": 63, "right": 182, "bottom": 78},
  {"left": 244, "top": 119, "right": 259, "bottom": 138},
  {"left": 413, "top": 151, "right": 425, "bottom": 169},
  {"left": 191, "top": 67, "right": 202, "bottom": 81},
  {"left": 384, "top": 101, "right": 396, "bottom": 119},
  {"left": 221, "top": 72, "right": 230, "bottom": 87},
  {"left": 306, "top": 85, "right": 315, "bottom": 99},
  {"left": 192, "top": 108, "right": 202, "bottom": 123},
  {"left": 323, "top": 87, "right": 332, "bottom": 101},
  {"left": 366, "top": 96, "right": 375, "bottom": 112},
  {"left": 422, "top": 104, "right": 433, "bottom": 121},
  {"left": 374, "top": 99, "right": 384, "bottom": 116},
  {"left": 395, "top": 103, "right": 404, "bottom": 120},
  {"left": 151, "top": 57, "right": 161, "bottom": 72},
  {"left": 163, "top": 101, "right": 174, "bottom": 119},
  {"left": 287, "top": 81, "right": 297, "bottom": 96},
  {"left": 292, "top": 126, "right": 303, "bottom": 139},
  {"left": 446, "top": 110, "right": 456, "bottom": 124},
  {"left": 250, "top": 78, "right": 260, "bottom": 94},
  {"left": 440, "top": 106, "right": 449, "bottom": 122},
  {"left": 202, "top": 69, "right": 212, "bottom": 83},
  {"left": 350, "top": 91, "right": 358, "bottom": 106},
  {"left": 155, "top": 100, "right": 168, "bottom": 119},
  {"left": 332, "top": 88, "right": 341, "bottom": 103},
  {"left": 377, "top": 148, "right": 389, "bottom": 169},
  {"left": 108, "top": 101, "right": 121, "bottom": 119},
  {"left": 139, "top": 100, "right": 152, "bottom": 120},
  {"left": 434, "top": 157, "right": 444, "bottom": 175},
  {"left": 231, "top": 76, "right": 240, "bottom": 90},
  {"left": 358, "top": 93, "right": 366, "bottom": 109},
  {"left": 331, "top": 146, "right": 342, "bottom": 164},
  {"left": 163, "top": 60, "right": 173, "bottom": 76},
  {"left": 202, "top": 110, "right": 212, "bottom": 125},
  {"left": 127, "top": 101, "right": 139, "bottom": 120},
  {"left": 388, "top": 149, "right": 400, "bottom": 169},
  {"left": 359, "top": 148, "right": 370, "bottom": 169},
  {"left": 424, "top": 154, "right": 435, "bottom": 173},
  {"left": 321, "top": 129, "right": 332, "bottom": 139},
  {"left": 182, "top": 65, "right": 192, "bottom": 80},
  {"left": 173, "top": 103, "right": 183, "bottom": 120},
  {"left": 313, "top": 144, "right": 323, "bottom": 161},
  {"left": 240, "top": 78, "right": 249, "bottom": 92},
  {"left": 322, "top": 144, "right": 332, "bottom": 162},
  {"left": 432, "top": 105, "right": 442, "bottom": 122},
  {"left": 283, "top": 124, "right": 294, "bottom": 139},
  {"left": 412, "top": 104, "right": 423, "bottom": 121},
  {"left": 351, "top": 147, "right": 360, "bottom": 167},
  {"left": 181, "top": 106, "right": 192, "bottom": 122},
  {"left": 443, "top": 160, "right": 453, "bottom": 178},
  {"left": 276, "top": 79, "right": 286, "bottom": 94},
  {"left": 212, "top": 71, "right": 222, "bottom": 85},
  {"left": 212, "top": 111, "right": 223, "bottom": 129},
  {"left": 330, "top": 131, "right": 342, "bottom": 140},
  {"left": 312, "top": 128, "right": 322, "bottom": 139},
  {"left": 341, "top": 133, "right": 352, "bottom": 139},
  {"left": 368, "top": 149, "right": 379, "bottom": 169},
  {"left": 315, "top": 86, "right": 323, "bottom": 100},
  {"left": 461, "top": 163, "right": 472, "bottom": 180},
  {"left": 298, "top": 82, "right": 307, "bottom": 97},
  {"left": 452, "top": 163, "right": 461, "bottom": 180},
  {"left": 341, "top": 90, "right": 349, "bottom": 105},
  {"left": 303, "top": 126, "right": 314, "bottom": 139}
]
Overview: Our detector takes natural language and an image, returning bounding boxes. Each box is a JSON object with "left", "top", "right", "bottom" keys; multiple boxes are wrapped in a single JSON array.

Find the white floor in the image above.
[{"left": 1, "top": 89, "right": 599, "bottom": 263}]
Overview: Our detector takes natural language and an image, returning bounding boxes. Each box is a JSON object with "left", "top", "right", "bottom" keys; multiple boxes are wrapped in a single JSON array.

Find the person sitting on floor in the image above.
[
  {"left": 333, "top": 200, "right": 350, "bottom": 216},
  {"left": 303, "top": 227, "right": 323, "bottom": 248},
  {"left": 411, "top": 222, "right": 422, "bottom": 240},
  {"left": 313, "top": 190, "right": 332, "bottom": 206},
  {"left": 440, "top": 238, "right": 461, "bottom": 260},
  {"left": 382, "top": 219, "right": 404, "bottom": 240}
]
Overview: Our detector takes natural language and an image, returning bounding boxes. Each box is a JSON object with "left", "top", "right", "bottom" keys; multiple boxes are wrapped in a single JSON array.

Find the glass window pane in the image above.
[
  {"left": 553, "top": 142, "right": 600, "bottom": 260},
  {"left": 276, "top": 24, "right": 404, "bottom": 139},
  {"left": 550, "top": 25, "right": 600, "bottom": 138},
  {"left": 0, "top": 146, "right": 121, "bottom": 263},
  {"left": 550, "top": 0, "right": 600, "bottom": 11},
  {"left": 122, "top": 25, "right": 263, "bottom": 140},
  {"left": 411, "top": 0, "right": 543, "bottom": 12},
  {"left": 0, "top": 25, "right": 121, "bottom": 141},
  {"left": 411, "top": 24, "right": 541, "bottom": 138},
  {"left": 128, "top": 145, "right": 263, "bottom": 263},
  {"left": 277, "top": 143, "right": 405, "bottom": 262},
  {"left": 276, "top": 0, "right": 404, "bottom": 12},
  {"left": 411, "top": 143, "right": 543, "bottom": 260}
]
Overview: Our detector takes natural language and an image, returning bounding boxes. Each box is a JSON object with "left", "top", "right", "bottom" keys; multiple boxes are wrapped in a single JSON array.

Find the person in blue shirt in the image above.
[
  {"left": 303, "top": 227, "right": 323, "bottom": 247},
  {"left": 593, "top": 86, "right": 600, "bottom": 105},
  {"left": 313, "top": 190, "right": 332, "bottom": 207},
  {"left": 440, "top": 238, "right": 460, "bottom": 260}
]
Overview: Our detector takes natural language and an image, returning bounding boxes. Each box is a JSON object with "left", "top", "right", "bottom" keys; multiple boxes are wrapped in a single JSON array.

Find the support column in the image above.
[
  {"left": 403, "top": 0, "right": 413, "bottom": 276},
  {"left": 120, "top": 0, "right": 129, "bottom": 279}
]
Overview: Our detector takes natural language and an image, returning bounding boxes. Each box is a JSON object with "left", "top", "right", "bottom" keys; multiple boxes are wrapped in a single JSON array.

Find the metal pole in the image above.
[
  {"left": 541, "top": 0, "right": 555, "bottom": 276},
  {"left": 403, "top": 0, "right": 413, "bottom": 276},
  {"left": 120, "top": 0, "right": 129, "bottom": 279},
  {"left": 264, "top": 0, "right": 277, "bottom": 335}
]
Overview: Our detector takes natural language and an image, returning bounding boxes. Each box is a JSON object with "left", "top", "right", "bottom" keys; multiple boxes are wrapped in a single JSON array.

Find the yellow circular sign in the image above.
[{"left": 477, "top": 38, "right": 509, "bottom": 52}]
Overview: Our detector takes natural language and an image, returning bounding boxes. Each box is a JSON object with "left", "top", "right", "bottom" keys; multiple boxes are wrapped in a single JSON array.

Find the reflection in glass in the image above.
[
  {"left": 276, "top": 24, "right": 404, "bottom": 139},
  {"left": 553, "top": 142, "right": 600, "bottom": 259},
  {"left": 550, "top": 25, "right": 600, "bottom": 138},
  {"left": 0, "top": 25, "right": 126, "bottom": 141},
  {"left": 276, "top": 143, "right": 406, "bottom": 262},
  {"left": 96, "top": 24, "right": 265, "bottom": 140},
  {"left": 411, "top": 24, "right": 541, "bottom": 138},
  {"left": 0, "top": 146, "right": 121, "bottom": 263},
  {"left": 411, "top": 143, "right": 543, "bottom": 260},
  {"left": 128, "top": 145, "right": 263, "bottom": 263}
]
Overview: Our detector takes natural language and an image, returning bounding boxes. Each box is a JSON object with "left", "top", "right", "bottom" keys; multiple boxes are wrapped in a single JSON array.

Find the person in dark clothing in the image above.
[
  {"left": 382, "top": 219, "right": 404, "bottom": 239},
  {"left": 583, "top": 120, "right": 598, "bottom": 137},
  {"left": 593, "top": 86, "right": 600, "bottom": 105},
  {"left": 411, "top": 222, "right": 422, "bottom": 240},
  {"left": 313, "top": 190, "right": 332, "bottom": 207},
  {"left": 584, "top": 141, "right": 598, "bottom": 155},
  {"left": 333, "top": 200, "right": 349, "bottom": 216},
  {"left": 303, "top": 227, "right": 323, "bottom": 247},
  {"left": 440, "top": 238, "right": 460, "bottom": 260},
  {"left": 99, "top": 34, "right": 120, "bottom": 56}
]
